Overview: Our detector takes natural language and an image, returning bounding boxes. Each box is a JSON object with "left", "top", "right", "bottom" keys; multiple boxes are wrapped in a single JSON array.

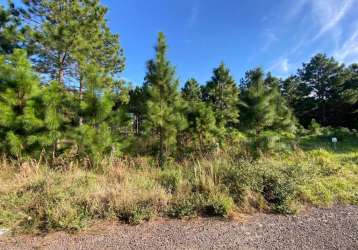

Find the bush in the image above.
[
  {"left": 167, "top": 196, "right": 198, "bottom": 219},
  {"left": 203, "top": 192, "right": 234, "bottom": 216},
  {"left": 159, "top": 167, "right": 182, "bottom": 193},
  {"left": 220, "top": 161, "right": 254, "bottom": 204},
  {"left": 118, "top": 207, "right": 153, "bottom": 225},
  {"left": 251, "top": 131, "right": 294, "bottom": 155},
  {"left": 258, "top": 167, "right": 299, "bottom": 214},
  {"left": 309, "top": 119, "right": 322, "bottom": 135}
]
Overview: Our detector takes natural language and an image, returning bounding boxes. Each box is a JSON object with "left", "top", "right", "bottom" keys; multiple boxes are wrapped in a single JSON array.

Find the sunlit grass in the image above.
[{"left": 0, "top": 133, "right": 357, "bottom": 234}]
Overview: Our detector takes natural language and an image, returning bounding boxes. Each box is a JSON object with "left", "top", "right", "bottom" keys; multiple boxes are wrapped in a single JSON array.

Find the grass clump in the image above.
[
  {"left": 0, "top": 167, "right": 98, "bottom": 233},
  {"left": 158, "top": 166, "right": 182, "bottom": 193}
]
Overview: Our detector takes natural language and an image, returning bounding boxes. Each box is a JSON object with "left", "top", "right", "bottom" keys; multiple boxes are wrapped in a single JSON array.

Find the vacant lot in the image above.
[{"left": 0, "top": 133, "right": 358, "bottom": 235}]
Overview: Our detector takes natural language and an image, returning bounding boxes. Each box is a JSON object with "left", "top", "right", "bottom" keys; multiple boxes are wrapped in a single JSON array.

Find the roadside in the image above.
[{"left": 1, "top": 205, "right": 357, "bottom": 250}]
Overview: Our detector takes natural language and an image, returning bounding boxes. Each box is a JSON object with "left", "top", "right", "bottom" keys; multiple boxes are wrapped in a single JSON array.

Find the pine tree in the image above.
[
  {"left": 203, "top": 63, "right": 240, "bottom": 128},
  {"left": 19, "top": 0, "right": 129, "bottom": 164},
  {"left": 41, "top": 81, "right": 78, "bottom": 159},
  {"left": 341, "top": 64, "right": 358, "bottom": 128},
  {"left": 344, "top": 64, "right": 358, "bottom": 109},
  {"left": 182, "top": 78, "right": 218, "bottom": 152},
  {"left": 297, "top": 54, "right": 346, "bottom": 126},
  {"left": 182, "top": 78, "right": 202, "bottom": 102},
  {"left": 0, "top": 49, "right": 44, "bottom": 157},
  {"left": 143, "top": 32, "right": 187, "bottom": 166},
  {"left": 240, "top": 68, "right": 276, "bottom": 135},
  {"left": 264, "top": 74, "right": 297, "bottom": 133},
  {"left": 0, "top": 2, "right": 25, "bottom": 54},
  {"left": 72, "top": 64, "right": 130, "bottom": 166},
  {"left": 21, "top": 0, "right": 125, "bottom": 86}
]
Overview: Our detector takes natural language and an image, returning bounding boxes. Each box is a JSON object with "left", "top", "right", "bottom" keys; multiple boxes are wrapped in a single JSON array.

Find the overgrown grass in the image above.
[{"left": 0, "top": 131, "right": 357, "bottom": 234}]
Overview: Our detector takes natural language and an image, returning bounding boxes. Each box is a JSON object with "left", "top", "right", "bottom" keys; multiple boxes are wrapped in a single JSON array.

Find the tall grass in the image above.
[{"left": 0, "top": 133, "right": 357, "bottom": 234}]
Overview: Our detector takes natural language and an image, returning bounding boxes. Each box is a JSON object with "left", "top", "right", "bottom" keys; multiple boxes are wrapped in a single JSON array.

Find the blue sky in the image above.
[{"left": 2, "top": 0, "right": 358, "bottom": 86}]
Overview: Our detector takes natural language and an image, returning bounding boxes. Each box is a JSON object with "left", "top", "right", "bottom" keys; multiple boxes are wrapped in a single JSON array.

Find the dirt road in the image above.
[{"left": 1, "top": 205, "right": 357, "bottom": 249}]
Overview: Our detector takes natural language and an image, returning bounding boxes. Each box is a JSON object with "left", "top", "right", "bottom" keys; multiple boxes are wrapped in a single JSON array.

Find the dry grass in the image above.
[{"left": 0, "top": 134, "right": 357, "bottom": 234}]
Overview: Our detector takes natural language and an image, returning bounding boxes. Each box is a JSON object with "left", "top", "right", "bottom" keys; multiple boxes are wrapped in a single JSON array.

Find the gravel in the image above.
[{"left": 1, "top": 205, "right": 357, "bottom": 250}]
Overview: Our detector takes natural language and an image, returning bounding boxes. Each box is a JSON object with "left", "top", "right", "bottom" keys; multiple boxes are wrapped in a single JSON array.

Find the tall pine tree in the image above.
[
  {"left": 143, "top": 32, "right": 187, "bottom": 166},
  {"left": 182, "top": 78, "right": 202, "bottom": 102},
  {"left": 182, "top": 78, "right": 218, "bottom": 152},
  {"left": 341, "top": 64, "right": 358, "bottom": 128},
  {"left": 20, "top": 0, "right": 125, "bottom": 87},
  {"left": 0, "top": 49, "right": 44, "bottom": 158},
  {"left": 265, "top": 74, "right": 297, "bottom": 133},
  {"left": 71, "top": 64, "right": 130, "bottom": 166},
  {"left": 240, "top": 68, "right": 276, "bottom": 135},
  {"left": 203, "top": 63, "right": 240, "bottom": 128},
  {"left": 297, "top": 54, "right": 346, "bottom": 127}
]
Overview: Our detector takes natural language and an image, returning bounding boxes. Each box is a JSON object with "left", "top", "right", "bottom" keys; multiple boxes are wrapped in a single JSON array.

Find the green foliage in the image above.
[
  {"left": 203, "top": 63, "right": 240, "bottom": 128},
  {"left": 259, "top": 169, "right": 298, "bottom": 214},
  {"left": 72, "top": 123, "right": 112, "bottom": 166},
  {"left": 143, "top": 32, "right": 187, "bottom": 166},
  {"left": 0, "top": 171, "right": 97, "bottom": 233},
  {"left": 240, "top": 68, "right": 296, "bottom": 138},
  {"left": 1, "top": 134, "right": 358, "bottom": 234},
  {"left": 240, "top": 68, "right": 276, "bottom": 135},
  {"left": 285, "top": 53, "right": 357, "bottom": 129},
  {"left": 159, "top": 166, "right": 182, "bottom": 193},
  {"left": 73, "top": 65, "right": 130, "bottom": 165},
  {"left": 168, "top": 195, "right": 199, "bottom": 219},
  {"left": 117, "top": 207, "right": 153, "bottom": 225},
  {"left": 21, "top": 0, "right": 125, "bottom": 85},
  {"left": 219, "top": 160, "right": 254, "bottom": 203},
  {"left": 204, "top": 192, "right": 234, "bottom": 216},
  {"left": 182, "top": 78, "right": 202, "bottom": 102},
  {"left": 182, "top": 79, "right": 220, "bottom": 152},
  {"left": 0, "top": 3, "right": 25, "bottom": 54},
  {"left": 308, "top": 119, "right": 322, "bottom": 135},
  {"left": 190, "top": 102, "right": 220, "bottom": 151},
  {"left": 266, "top": 75, "right": 297, "bottom": 133},
  {"left": 128, "top": 86, "right": 146, "bottom": 135},
  {"left": 1, "top": 0, "right": 358, "bottom": 236},
  {"left": 0, "top": 49, "right": 44, "bottom": 158}
]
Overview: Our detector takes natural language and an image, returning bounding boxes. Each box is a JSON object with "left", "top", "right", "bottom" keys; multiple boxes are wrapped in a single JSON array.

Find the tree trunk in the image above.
[
  {"left": 58, "top": 51, "right": 67, "bottom": 86},
  {"left": 136, "top": 115, "right": 139, "bottom": 135},
  {"left": 79, "top": 76, "right": 84, "bottom": 126},
  {"left": 58, "top": 68, "right": 64, "bottom": 85},
  {"left": 159, "top": 126, "right": 164, "bottom": 168}
]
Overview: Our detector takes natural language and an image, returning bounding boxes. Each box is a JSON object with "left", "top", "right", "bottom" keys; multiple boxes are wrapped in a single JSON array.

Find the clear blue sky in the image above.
[{"left": 2, "top": 0, "right": 358, "bottom": 86}]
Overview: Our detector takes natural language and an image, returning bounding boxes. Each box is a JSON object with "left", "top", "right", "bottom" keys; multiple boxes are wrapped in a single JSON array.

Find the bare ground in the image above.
[{"left": 1, "top": 205, "right": 358, "bottom": 250}]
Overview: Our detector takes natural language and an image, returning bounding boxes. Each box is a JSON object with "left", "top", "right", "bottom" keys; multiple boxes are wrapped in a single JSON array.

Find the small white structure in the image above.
[{"left": 332, "top": 137, "right": 338, "bottom": 149}]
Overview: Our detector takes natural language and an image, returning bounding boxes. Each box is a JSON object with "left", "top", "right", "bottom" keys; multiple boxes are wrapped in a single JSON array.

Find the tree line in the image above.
[{"left": 0, "top": 1, "right": 357, "bottom": 167}]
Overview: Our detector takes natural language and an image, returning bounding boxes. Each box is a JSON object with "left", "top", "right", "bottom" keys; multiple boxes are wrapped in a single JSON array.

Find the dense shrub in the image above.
[
  {"left": 117, "top": 207, "right": 153, "bottom": 225},
  {"left": 158, "top": 167, "right": 182, "bottom": 193},
  {"left": 260, "top": 171, "right": 298, "bottom": 214},
  {"left": 167, "top": 194, "right": 199, "bottom": 219},
  {"left": 203, "top": 192, "right": 234, "bottom": 216}
]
